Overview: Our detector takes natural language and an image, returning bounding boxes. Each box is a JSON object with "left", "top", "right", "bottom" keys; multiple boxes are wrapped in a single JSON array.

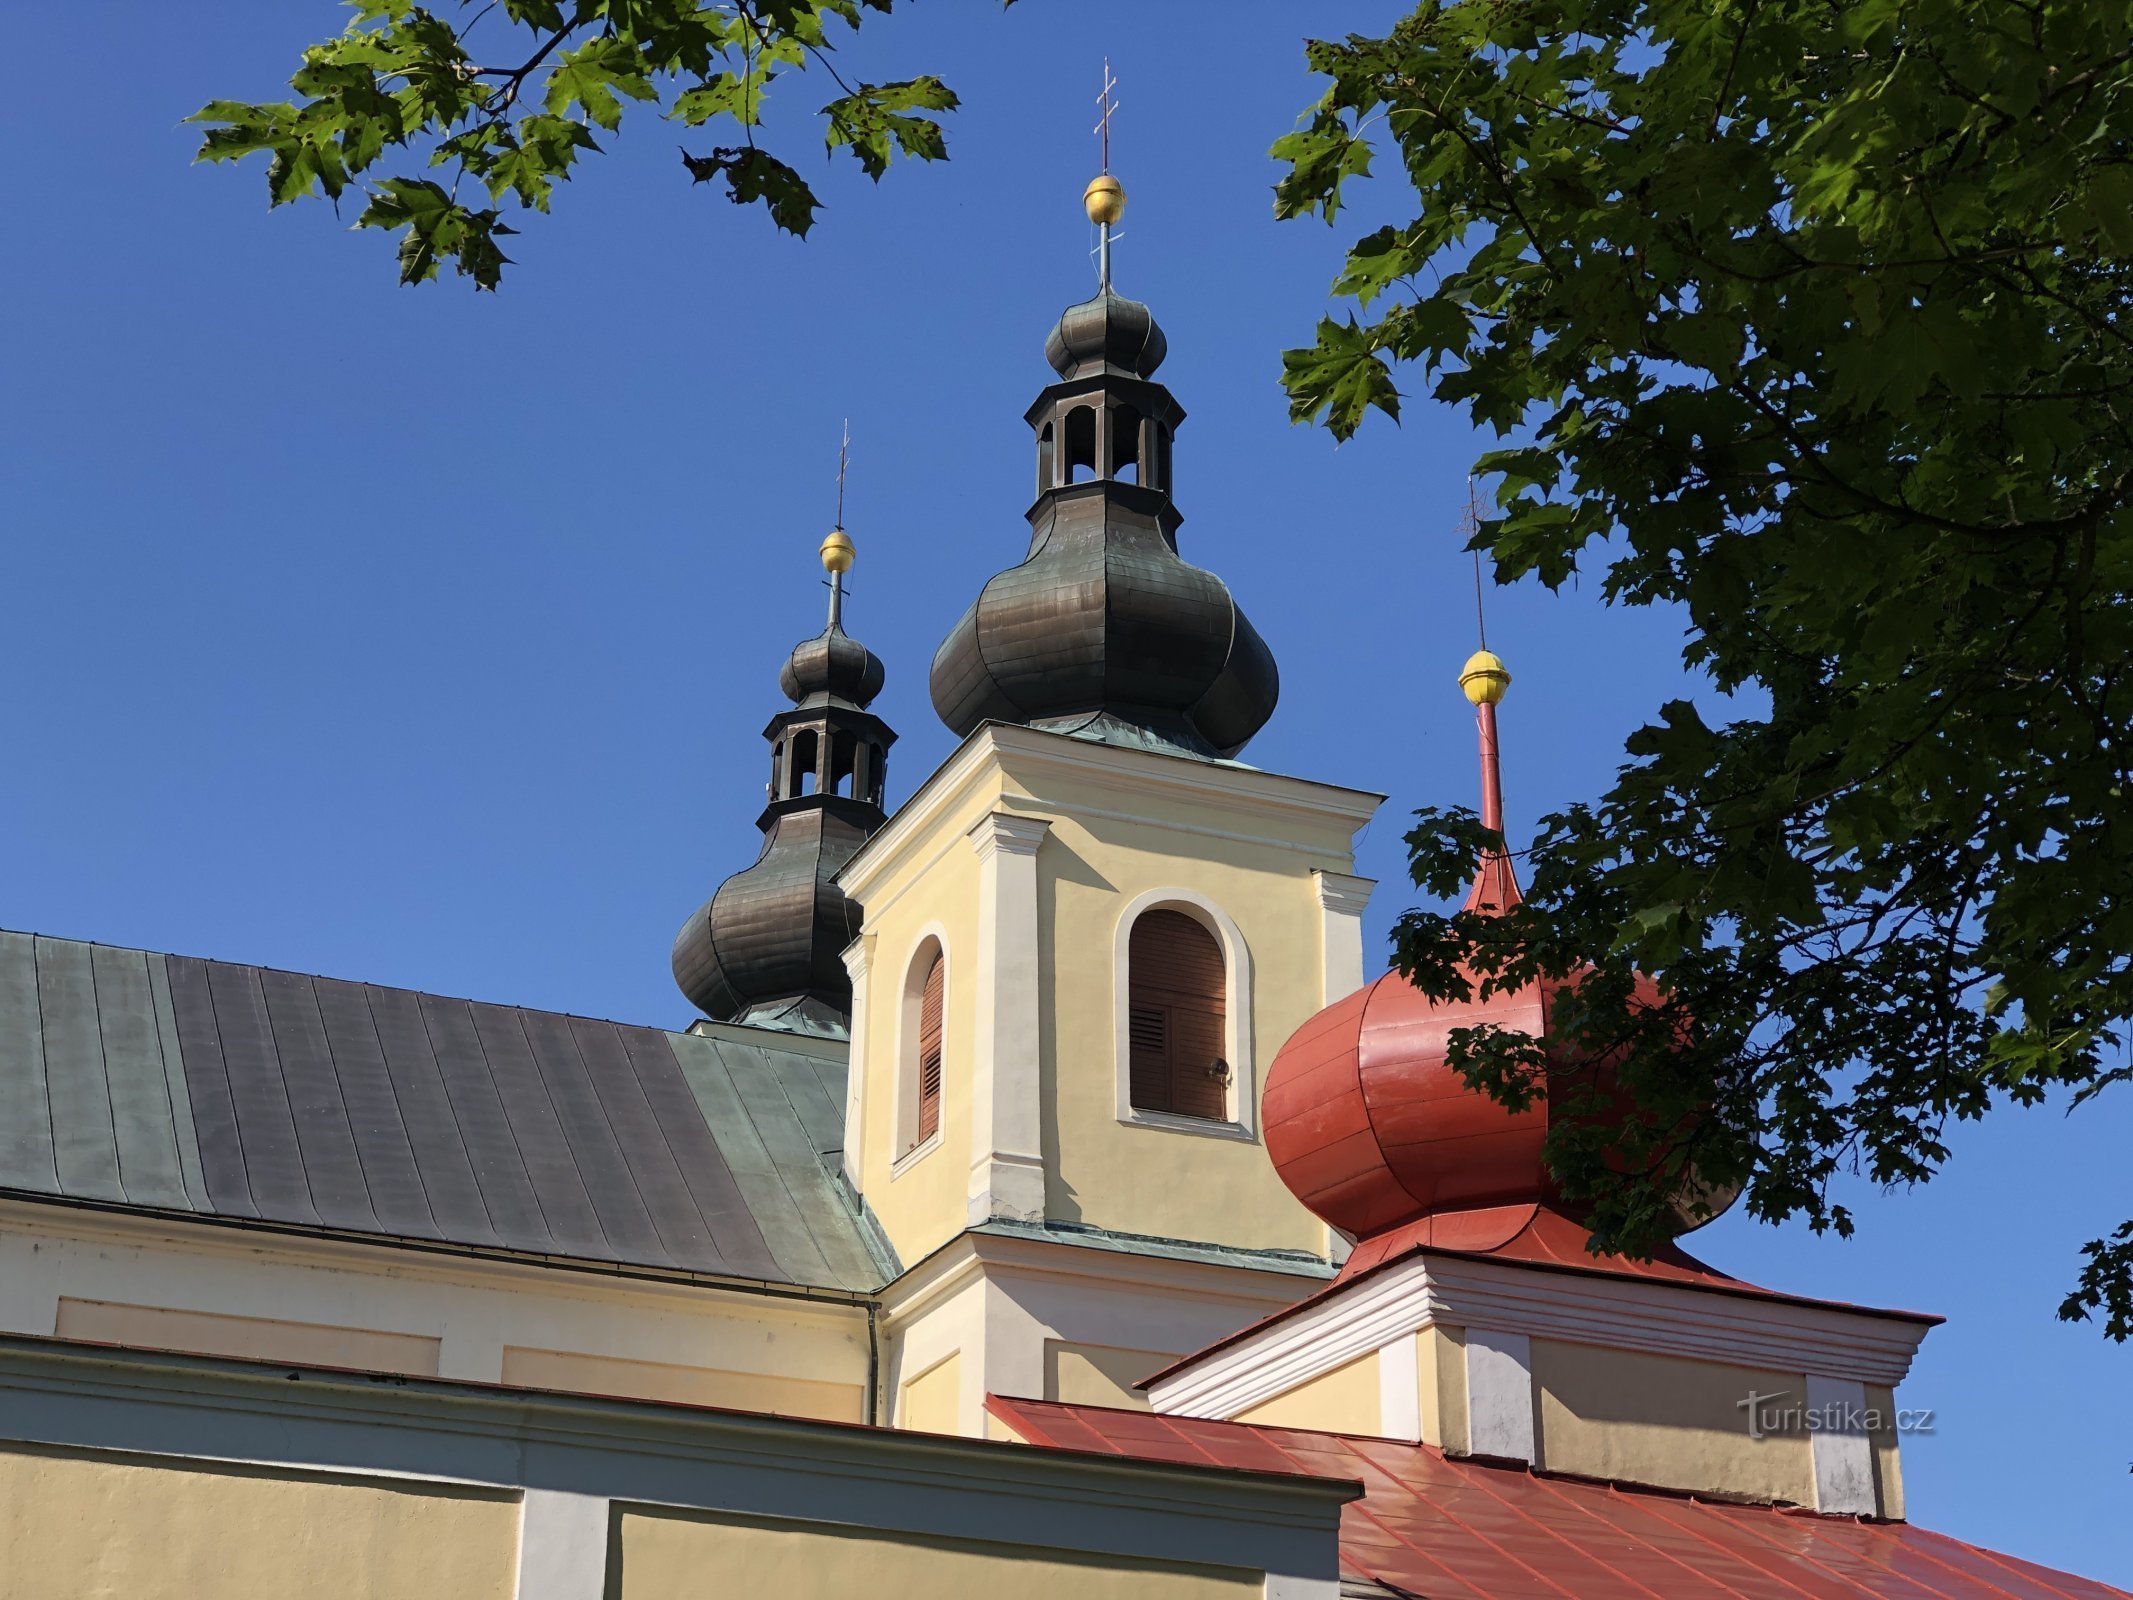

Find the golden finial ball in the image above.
[
  {"left": 820, "top": 527, "right": 855, "bottom": 574},
  {"left": 1083, "top": 174, "right": 1126, "bottom": 225},
  {"left": 1460, "top": 648, "right": 1511, "bottom": 706}
]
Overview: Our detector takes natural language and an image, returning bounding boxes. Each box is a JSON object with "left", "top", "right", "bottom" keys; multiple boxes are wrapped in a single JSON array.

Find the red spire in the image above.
[{"left": 1457, "top": 651, "right": 1521, "bottom": 914}]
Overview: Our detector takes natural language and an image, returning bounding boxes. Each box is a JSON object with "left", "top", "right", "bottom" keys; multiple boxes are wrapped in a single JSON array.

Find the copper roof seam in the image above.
[{"left": 1247, "top": 1426, "right": 1495, "bottom": 1598}]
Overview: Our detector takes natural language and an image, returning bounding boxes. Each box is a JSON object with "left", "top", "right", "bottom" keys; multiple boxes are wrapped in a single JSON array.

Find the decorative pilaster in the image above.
[
  {"left": 966, "top": 812, "right": 1051, "bottom": 1224},
  {"left": 1463, "top": 1329, "right": 1536, "bottom": 1464},
  {"left": 1805, "top": 1374, "right": 1878, "bottom": 1515},
  {"left": 840, "top": 930, "right": 876, "bottom": 1191},
  {"left": 1312, "top": 870, "right": 1374, "bottom": 1006}
]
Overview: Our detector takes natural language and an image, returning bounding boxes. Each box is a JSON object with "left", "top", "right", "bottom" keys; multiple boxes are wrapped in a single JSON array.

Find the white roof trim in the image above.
[{"left": 1147, "top": 1252, "right": 1933, "bottom": 1419}]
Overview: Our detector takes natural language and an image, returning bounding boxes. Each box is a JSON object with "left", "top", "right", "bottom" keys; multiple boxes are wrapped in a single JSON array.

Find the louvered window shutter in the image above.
[
  {"left": 917, "top": 952, "right": 945, "bottom": 1142},
  {"left": 1127, "top": 911, "right": 1229, "bottom": 1120}
]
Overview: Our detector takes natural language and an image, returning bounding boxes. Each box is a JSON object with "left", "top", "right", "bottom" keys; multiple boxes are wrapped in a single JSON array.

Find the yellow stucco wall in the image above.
[
  {"left": 55, "top": 1297, "right": 441, "bottom": 1375},
  {"left": 500, "top": 1346, "right": 863, "bottom": 1422},
  {"left": 1530, "top": 1338, "right": 1816, "bottom": 1505},
  {"left": 1234, "top": 1352, "right": 1380, "bottom": 1433},
  {"left": 1418, "top": 1325, "right": 1468, "bottom": 1452},
  {"left": 854, "top": 777, "right": 992, "bottom": 1268},
  {"left": 1044, "top": 1340, "right": 1167, "bottom": 1409},
  {"left": 1034, "top": 787, "right": 1352, "bottom": 1253},
  {"left": 901, "top": 1350, "right": 963, "bottom": 1434},
  {"left": 848, "top": 729, "right": 1374, "bottom": 1268},
  {"left": 0, "top": 1444, "right": 518, "bottom": 1600},
  {"left": 616, "top": 1506, "right": 1261, "bottom": 1600}
]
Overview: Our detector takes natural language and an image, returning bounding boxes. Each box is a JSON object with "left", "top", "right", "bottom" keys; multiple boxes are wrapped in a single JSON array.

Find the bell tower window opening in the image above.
[
  {"left": 1037, "top": 421, "right": 1055, "bottom": 495},
  {"left": 1063, "top": 404, "right": 1098, "bottom": 484},
  {"left": 830, "top": 731, "right": 857, "bottom": 798},
  {"left": 789, "top": 729, "right": 820, "bottom": 797},
  {"left": 1127, "top": 909, "right": 1228, "bottom": 1121},
  {"left": 1108, "top": 404, "right": 1142, "bottom": 483}
]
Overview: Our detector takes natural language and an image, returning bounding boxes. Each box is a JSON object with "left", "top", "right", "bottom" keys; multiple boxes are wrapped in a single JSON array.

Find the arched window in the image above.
[
  {"left": 898, "top": 938, "right": 947, "bottom": 1160},
  {"left": 1127, "top": 910, "right": 1228, "bottom": 1120},
  {"left": 917, "top": 950, "right": 944, "bottom": 1142}
]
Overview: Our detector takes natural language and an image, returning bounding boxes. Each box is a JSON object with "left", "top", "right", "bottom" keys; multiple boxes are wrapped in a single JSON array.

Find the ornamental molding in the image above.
[
  {"left": 1148, "top": 1251, "right": 1931, "bottom": 1420},
  {"left": 1312, "top": 871, "right": 1375, "bottom": 916},
  {"left": 840, "top": 724, "right": 1382, "bottom": 902}
]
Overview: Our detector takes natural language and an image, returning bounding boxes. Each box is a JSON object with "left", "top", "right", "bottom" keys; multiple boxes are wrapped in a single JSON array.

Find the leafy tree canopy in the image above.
[
  {"left": 1276, "top": 0, "right": 2133, "bottom": 1338},
  {"left": 190, "top": 1, "right": 963, "bottom": 288}
]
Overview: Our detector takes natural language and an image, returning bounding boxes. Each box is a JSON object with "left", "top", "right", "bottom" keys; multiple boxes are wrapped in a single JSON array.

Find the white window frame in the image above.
[
  {"left": 1111, "top": 887, "right": 1257, "bottom": 1142},
  {"left": 892, "top": 926, "right": 950, "bottom": 1174}
]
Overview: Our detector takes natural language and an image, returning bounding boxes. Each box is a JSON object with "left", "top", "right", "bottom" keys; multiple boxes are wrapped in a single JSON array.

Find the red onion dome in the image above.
[{"left": 1262, "top": 967, "right": 1675, "bottom": 1241}]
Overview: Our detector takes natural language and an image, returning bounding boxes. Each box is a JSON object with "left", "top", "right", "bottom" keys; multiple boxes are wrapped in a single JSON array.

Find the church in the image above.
[{"left": 0, "top": 160, "right": 2121, "bottom": 1600}]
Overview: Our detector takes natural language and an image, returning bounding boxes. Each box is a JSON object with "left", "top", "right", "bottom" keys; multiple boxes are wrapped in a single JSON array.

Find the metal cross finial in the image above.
[{"left": 1095, "top": 58, "right": 1119, "bottom": 174}]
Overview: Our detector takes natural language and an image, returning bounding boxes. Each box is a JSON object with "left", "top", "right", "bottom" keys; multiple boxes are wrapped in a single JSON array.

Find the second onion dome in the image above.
[
  {"left": 929, "top": 173, "right": 1277, "bottom": 761},
  {"left": 671, "top": 529, "right": 895, "bottom": 1037}
]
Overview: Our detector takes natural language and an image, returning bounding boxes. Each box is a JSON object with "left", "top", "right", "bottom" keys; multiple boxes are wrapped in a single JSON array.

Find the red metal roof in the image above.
[{"left": 988, "top": 1397, "right": 2126, "bottom": 1600}]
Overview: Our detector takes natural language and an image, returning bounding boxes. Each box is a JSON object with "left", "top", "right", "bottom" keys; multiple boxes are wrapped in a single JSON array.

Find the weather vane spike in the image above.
[
  {"left": 1083, "top": 60, "right": 1128, "bottom": 289},
  {"left": 819, "top": 419, "right": 856, "bottom": 631},
  {"left": 1463, "top": 476, "right": 1487, "bottom": 650},
  {"left": 835, "top": 418, "right": 849, "bottom": 529}
]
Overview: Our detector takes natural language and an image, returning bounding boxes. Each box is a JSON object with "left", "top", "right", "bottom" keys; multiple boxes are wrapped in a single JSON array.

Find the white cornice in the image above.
[
  {"left": 840, "top": 724, "right": 1383, "bottom": 902},
  {"left": 879, "top": 1226, "right": 1325, "bottom": 1333},
  {"left": 1147, "top": 1252, "right": 1933, "bottom": 1420},
  {"left": 1312, "top": 871, "right": 1375, "bottom": 916}
]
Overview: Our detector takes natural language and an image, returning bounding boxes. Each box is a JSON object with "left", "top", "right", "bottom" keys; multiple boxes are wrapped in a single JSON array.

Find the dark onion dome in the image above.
[
  {"left": 780, "top": 626, "right": 885, "bottom": 707},
  {"left": 929, "top": 271, "right": 1277, "bottom": 761},
  {"left": 671, "top": 802, "right": 877, "bottom": 1037},
  {"left": 672, "top": 530, "right": 895, "bottom": 1037},
  {"left": 1044, "top": 288, "right": 1168, "bottom": 380}
]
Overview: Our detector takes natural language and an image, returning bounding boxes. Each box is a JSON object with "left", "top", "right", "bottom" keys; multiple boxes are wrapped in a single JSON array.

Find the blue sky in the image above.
[{"left": 3, "top": 2, "right": 2126, "bottom": 1580}]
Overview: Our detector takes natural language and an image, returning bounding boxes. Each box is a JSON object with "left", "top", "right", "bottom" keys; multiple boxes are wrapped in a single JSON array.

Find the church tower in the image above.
[
  {"left": 672, "top": 519, "right": 897, "bottom": 1037},
  {"left": 838, "top": 140, "right": 1384, "bottom": 1433}
]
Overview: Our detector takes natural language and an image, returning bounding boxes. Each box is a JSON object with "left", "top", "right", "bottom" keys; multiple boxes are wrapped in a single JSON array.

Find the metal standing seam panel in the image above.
[
  {"left": 35, "top": 938, "right": 124, "bottom": 1204},
  {"left": 0, "top": 931, "right": 60, "bottom": 1195},
  {"left": 566, "top": 1019, "right": 722, "bottom": 1273},
  {"left": 357, "top": 984, "right": 497, "bottom": 1247},
  {"left": 666, "top": 1032, "right": 839, "bottom": 1287},
  {"left": 719, "top": 1040, "right": 875, "bottom": 1287},
  {"left": 255, "top": 970, "right": 382, "bottom": 1235},
  {"left": 144, "top": 956, "right": 210, "bottom": 1210},
  {"left": 162, "top": 956, "right": 258, "bottom": 1218},
  {"left": 200, "top": 961, "right": 321, "bottom": 1226},
  {"left": 615, "top": 1027, "right": 785, "bottom": 1283},
  {"left": 515, "top": 1010, "right": 669, "bottom": 1268},
  {"left": 87, "top": 944, "right": 191, "bottom": 1211},
  {"left": 309, "top": 977, "right": 443, "bottom": 1241},
  {"left": 761, "top": 1050, "right": 883, "bottom": 1289},
  {"left": 411, "top": 991, "right": 541, "bottom": 1249},
  {"left": 463, "top": 1001, "right": 609, "bottom": 1261}
]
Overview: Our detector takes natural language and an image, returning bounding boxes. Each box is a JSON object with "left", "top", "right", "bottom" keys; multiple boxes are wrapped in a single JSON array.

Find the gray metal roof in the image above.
[{"left": 0, "top": 931, "right": 889, "bottom": 1292}]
